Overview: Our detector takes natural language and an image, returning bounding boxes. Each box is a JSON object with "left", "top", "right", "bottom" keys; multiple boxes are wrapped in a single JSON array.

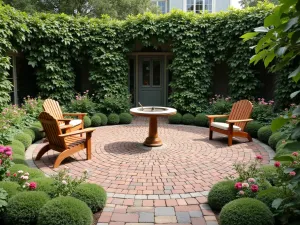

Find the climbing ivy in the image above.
[{"left": 0, "top": 3, "right": 291, "bottom": 113}]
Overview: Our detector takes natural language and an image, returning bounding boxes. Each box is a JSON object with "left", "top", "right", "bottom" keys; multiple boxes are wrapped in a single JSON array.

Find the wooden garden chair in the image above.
[
  {"left": 43, "top": 99, "right": 86, "bottom": 133},
  {"left": 36, "top": 112, "right": 95, "bottom": 168},
  {"left": 206, "top": 100, "right": 253, "bottom": 146}
]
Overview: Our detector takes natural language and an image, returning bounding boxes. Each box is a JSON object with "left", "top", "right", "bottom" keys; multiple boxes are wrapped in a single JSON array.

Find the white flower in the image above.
[
  {"left": 24, "top": 172, "right": 29, "bottom": 176},
  {"left": 20, "top": 175, "right": 29, "bottom": 180},
  {"left": 242, "top": 183, "right": 249, "bottom": 188},
  {"left": 64, "top": 166, "right": 69, "bottom": 170},
  {"left": 62, "top": 180, "right": 68, "bottom": 185},
  {"left": 24, "top": 182, "right": 30, "bottom": 187},
  {"left": 18, "top": 170, "right": 24, "bottom": 174}
]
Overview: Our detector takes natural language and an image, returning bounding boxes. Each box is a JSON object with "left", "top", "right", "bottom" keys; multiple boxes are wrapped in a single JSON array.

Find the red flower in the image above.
[
  {"left": 256, "top": 155, "right": 263, "bottom": 160},
  {"left": 235, "top": 182, "right": 242, "bottom": 190},
  {"left": 29, "top": 182, "right": 37, "bottom": 190},
  {"left": 251, "top": 184, "right": 259, "bottom": 192},
  {"left": 274, "top": 161, "right": 281, "bottom": 167},
  {"left": 13, "top": 173, "right": 17, "bottom": 177}
]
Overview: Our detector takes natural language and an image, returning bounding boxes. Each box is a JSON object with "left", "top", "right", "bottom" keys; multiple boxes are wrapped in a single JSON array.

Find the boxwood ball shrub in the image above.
[
  {"left": 37, "top": 196, "right": 93, "bottom": 225},
  {"left": 268, "top": 132, "right": 284, "bottom": 149},
  {"left": 256, "top": 187, "right": 285, "bottom": 211},
  {"left": 14, "top": 132, "right": 32, "bottom": 149},
  {"left": 91, "top": 115, "right": 101, "bottom": 127},
  {"left": 208, "top": 180, "right": 236, "bottom": 211},
  {"left": 257, "top": 126, "right": 273, "bottom": 144},
  {"left": 6, "top": 191, "right": 50, "bottom": 225},
  {"left": 244, "top": 121, "right": 263, "bottom": 138},
  {"left": 11, "top": 144, "right": 25, "bottom": 156},
  {"left": 31, "top": 177, "right": 57, "bottom": 198},
  {"left": 169, "top": 113, "right": 182, "bottom": 124},
  {"left": 182, "top": 114, "right": 195, "bottom": 125},
  {"left": 95, "top": 113, "right": 108, "bottom": 126},
  {"left": 9, "top": 164, "right": 45, "bottom": 179},
  {"left": 12, "top": 154, "right": 27, "bottom": 165},
  {"left": 83, "top": 116, "right": 91, "bottom": 128},
  {"left": 10, "top": 139, "right": 25, "bottom": 151},
  {"left": 23, "top": 128, "right": 35, "bottom": 142},
  {"left": 29, "top": 126, "right": 45, "bottom": 141},
  {"left": 71, "top": 183, "right": 107, "bottom": 213},
  {"left": 119, "top": 113, "right": 132, "bottom": 124},
  {"left": 108, "top": 113, "right": 120, "bottom": 125},
  {"left": 0, "top": 181, "right": 20, "bottom": 198},
  {"left": 194, "top": 113, "right": 208, "bottom": 127},
  {"left": 219, "top": 198, "right": 274, "bottom": 225},
  {"left": 32, "top": 121, "right": 43, "bottom": 129}
]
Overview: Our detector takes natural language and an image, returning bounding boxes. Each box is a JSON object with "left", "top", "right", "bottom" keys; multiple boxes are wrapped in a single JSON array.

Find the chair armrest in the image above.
[
  {"left": 59, "top": 128, "right": 96, "bottom": 138},
  {"left": 206, "top": 115, "right": 229, "bottom": 119},
  {"left": 227, "top": 119, "right": 253, "bottom": 123}
]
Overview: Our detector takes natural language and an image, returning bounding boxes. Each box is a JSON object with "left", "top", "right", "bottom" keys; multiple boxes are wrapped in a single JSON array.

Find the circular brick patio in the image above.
[{"left": 30, "top": 118, "right": 272, "bottom": 225}]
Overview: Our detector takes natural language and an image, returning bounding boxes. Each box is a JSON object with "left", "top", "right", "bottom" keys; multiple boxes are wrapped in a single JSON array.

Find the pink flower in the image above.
[
  {"left": 274, "top": 161, "right": 281, "bottom": 167},
  {"left": 292, "top": 152, "right": 299, "bottom": 157},
  {"left": 5, "top": 151, "right": 12, "bottom": 156},
  {"left": 292, "top": 115, "right": 297, "bottom": 118},
  {"left": 289, "top": 171, "right": 296, "bottom": 176},
  {"left": 239, "top": 190, "right": 245, "bottom": 195},
  {"left": 29, "top": 182, "right": 37, "bottom": 190},
  {"left": 242, "top": 183, "right": 249, "bottom": 188},
  {"left": 256, "top": 155, "right": 263, "bottom": 160},
  {"left": 248, "top": 178, "right": 256, "bottom": 183},
  {"left": 251, "top": 184, "right": 259, "bottom": 192},
  {"left": 235, "top": 182, "right": 243, "bottom": 190}
]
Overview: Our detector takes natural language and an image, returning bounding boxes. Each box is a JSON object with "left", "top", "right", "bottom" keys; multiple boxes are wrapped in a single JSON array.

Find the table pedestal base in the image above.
[{"left": 143, "top": 116, "right": 163, "bottom": 147}]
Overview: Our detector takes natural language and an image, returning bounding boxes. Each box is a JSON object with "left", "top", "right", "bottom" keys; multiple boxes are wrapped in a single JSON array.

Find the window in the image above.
[
  {"left": 153, "top": 0, "right": 168, "bottom": 14},
  {"left": 187, "top": 0, "right": 212, "bottom": 13}
]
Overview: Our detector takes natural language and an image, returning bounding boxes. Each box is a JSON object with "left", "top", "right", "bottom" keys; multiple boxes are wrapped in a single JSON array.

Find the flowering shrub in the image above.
[
  {"left": 252, "top": 98, "right": 276, "bottom": 124},
  {"left": 66, "top": 91, "right": 96, "bottom": 115},
  {"left": 207, "top": 95, "right": 233, "bottom": 115},
  {"left": 22, "top": 96, "right": 44, "bottom": 119},
  {"left": 51, "top": 166, "right": 88, "bottom": 197},
  {"left": 9, "top": 170, "right": 37, "bottom": 191},
  {"left": 0, "top": 145, "right": 13, "bottom": 181}
]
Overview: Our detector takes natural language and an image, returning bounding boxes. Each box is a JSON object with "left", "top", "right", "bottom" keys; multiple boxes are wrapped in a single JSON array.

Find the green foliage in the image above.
[
  {"left": 194, "top": 113, "right": 208, "bottom": 127},
  {"left": 14, "top": 133, "right": 32, "bottom": 149},
  {"left": 21, "top": 96, "right": 44, "bottom": 119},
  {"left": 215, "top": 117, "right": 228, "bottom": 123},
  {"left": 11, "top": 144, "right": 25, "bottom": 156},
  {"left": 12, "top": 154, "right": 26, "bottom": 165},
  {"left": 182, "top": 114, "right": 195, "bottom": 125},
  {"left": 268, "top": 132, "right": 283, "bottom": 149},
  {"left": 5, "top": 191, "right": 50, "bottom": 225},
  {"left": 260, "top": 164, "right": 277, "bottom": 184},
  {"left": 0, "top": 181, "right": 20, "bottom": 198},
  {"left": 168, "top": 113, "right": 182, "bottom": 124},
  {"left": 83, "top": 116, "right": 91, "bottom": 128},
  {"left": 219, "top": 198, "right": 274, "bottom": 225},
  {"left": 245, "top": 121, "right": 263, "bottom": 138},
  {"left": 99, "top": 94, "right": 130, "bottom": 115},
  {"left": 31, "top": 177, "right": 57, "bottom": 198},
  {"left": 32, "top": 121, "right": 42, "bottom": 129},
  {"left": 256, "top": 187, "right": 285, "bottom": 212},
  {"left": 37, "top": 196, "right": 93, "bottom": 225},
  {"left": 9, "top": 164, "right": 45, "bottom": 179},
  {"left": 0, "top": 187, "right": 8, "bottom": 213},
  {"left": 252, "top": 99, "right": 276, "bottom": 124},
  {"left": 29, "top": 126, "right": 45, "bottom": 141},
  {"left": 257, "top": 126, "right": 272, "bottom": 144},
  {"left": 94, "top": 113, "right": 108, "bottom": 126},
  {"left": 108, "top": 113, "right": 120, "bottom": 125},
  {"left": 71, "top": 183, "right": 107, "bottom": 213},
  {"left": 239, "top": 0, "right": 279, "bottom": 8},
  {"left": 10, "top": 139, "right": 25, "bottom": 151},
  {"left": 67, "top": 92, "right": 96, "bottom": 115},
  {"left": 23, "top": 128, "right": 35, "bottom": 142},
  {"left": 208, "top": 96, "right": 233, "bottom": 115},
  {"left": 208, "top": 180, "right": 236, "bottom": 211},
  {"left": 91, "top": 115, "right": 102, "bottom": 127},
  {"left": 119, "top": 113, "right": 132, "bottom": 124}
]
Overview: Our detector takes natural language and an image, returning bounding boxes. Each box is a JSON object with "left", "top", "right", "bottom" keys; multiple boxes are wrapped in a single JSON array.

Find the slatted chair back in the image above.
[
  {"left": 43, "top": 99, "right": 64, "bottom": 123},
  {"left": 228, "top": 100, "right": 253, "bottom": 131},
  {"left": 38, "top": 112, "right": 66, "bottom": 150}
]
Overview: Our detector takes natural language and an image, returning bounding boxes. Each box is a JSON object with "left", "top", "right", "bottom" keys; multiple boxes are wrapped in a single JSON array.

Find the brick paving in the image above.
[{"left": 31, "top": 117, "right": 271, "bottom": 225}]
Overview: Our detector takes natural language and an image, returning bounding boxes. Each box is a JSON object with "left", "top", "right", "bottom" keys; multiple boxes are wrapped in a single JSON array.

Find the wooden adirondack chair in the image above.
[
  {"left": 36, "top": 112, "right": 95, "bottom": 168},
  {"left": 43, "top": 99, "right": 87, "bottom": 133},
  {"left": 207, "top": 100, "right": 253, "bottom": 146}
]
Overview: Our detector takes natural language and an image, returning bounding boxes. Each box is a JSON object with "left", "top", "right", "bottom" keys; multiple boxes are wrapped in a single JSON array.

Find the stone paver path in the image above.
[{"left": 31, "top": 117, "right": 271, "bottom": 225}]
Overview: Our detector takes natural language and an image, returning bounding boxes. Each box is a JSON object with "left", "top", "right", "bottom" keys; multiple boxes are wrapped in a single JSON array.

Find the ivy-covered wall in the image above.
[{"left": 0, "top": 4, "right": 298, "bottom": 113}]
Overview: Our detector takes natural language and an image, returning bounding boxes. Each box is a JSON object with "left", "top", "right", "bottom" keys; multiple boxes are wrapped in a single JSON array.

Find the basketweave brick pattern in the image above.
[{"left": 31, "top": 117, "right": 271, "bottom": 225}]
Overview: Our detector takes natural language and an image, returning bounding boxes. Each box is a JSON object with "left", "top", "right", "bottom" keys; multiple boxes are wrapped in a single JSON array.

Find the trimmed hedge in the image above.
[
  {"left": 91, "top": 115, "right": 102, "bottom": 127},
  {"left": 245, "top": 121, "right": 263, "bottom": 138},
  {"left": 219, "top": 198, "right": 274, "bottom": 225},
  {"left": 208, "top": 180, "right": 236, "bottom": 211},
  {"left": 11, "top": 143, "right": 25, "bottom": 156},
  {"left": 83, "top": 116, "right": 91, "bottom": 128},
  {"left": 9, "top": 164, "right": 45, "bottom": 179},
  {"left": 182, "top": 114, "right": 195, "bottom": 125},
  {"left": 32, "top": 121, "right": 43, "bottom": 129},
  {"left": 108, "top": 113, "right": 120, "bottom": 125},
  {"left": 72, "top": 183, "right": 107, "bottom": 213},
  {"left": 215, "top": 117, "right": 227, "bottom": 123},
  {"left": 29, "top": 126, "right": 45, "bottom": 141},
  {"left": 0, "top": 181, "right": 20, "bottom": 198},
  {"left": 12, "top": 154, "right": 27, "bottom": 165},
  {"left": 119, "top": 113, "right": 132, "bottom": 124},
  {"left": 169, "top": 113, "right": 182, "bottom": 124},
  {"left": 37, "top": 196, "right": 93, "bottom": 225},
  {"left": 194, "top": 113, "right": 208, "bottom": 127},
  {"left": 268, "top": 132, "right": 284, "bottom": 150},
  {"left": 14, "top": 133, "right": 32, "bottom": 149},
  {"left": 95, "top": 113, "right": 108, "bottom": 126},
  {"left": 23, "top": 128, "right": 35, "bottom": 142},
  {"left": 257, "top": 126, "right": 273, "bottom": 144},
  {"left": 5, "top": 191, "right": 50, "bottom": 225},
  {"left": 10, "top": 139, "right": 25, "bottom": 151},
  {"left": 31, "top": 177, "right": 57, "bottom": 198},
  {"left": 256, "top": 187, "right": 286, "bottom": 211}
]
